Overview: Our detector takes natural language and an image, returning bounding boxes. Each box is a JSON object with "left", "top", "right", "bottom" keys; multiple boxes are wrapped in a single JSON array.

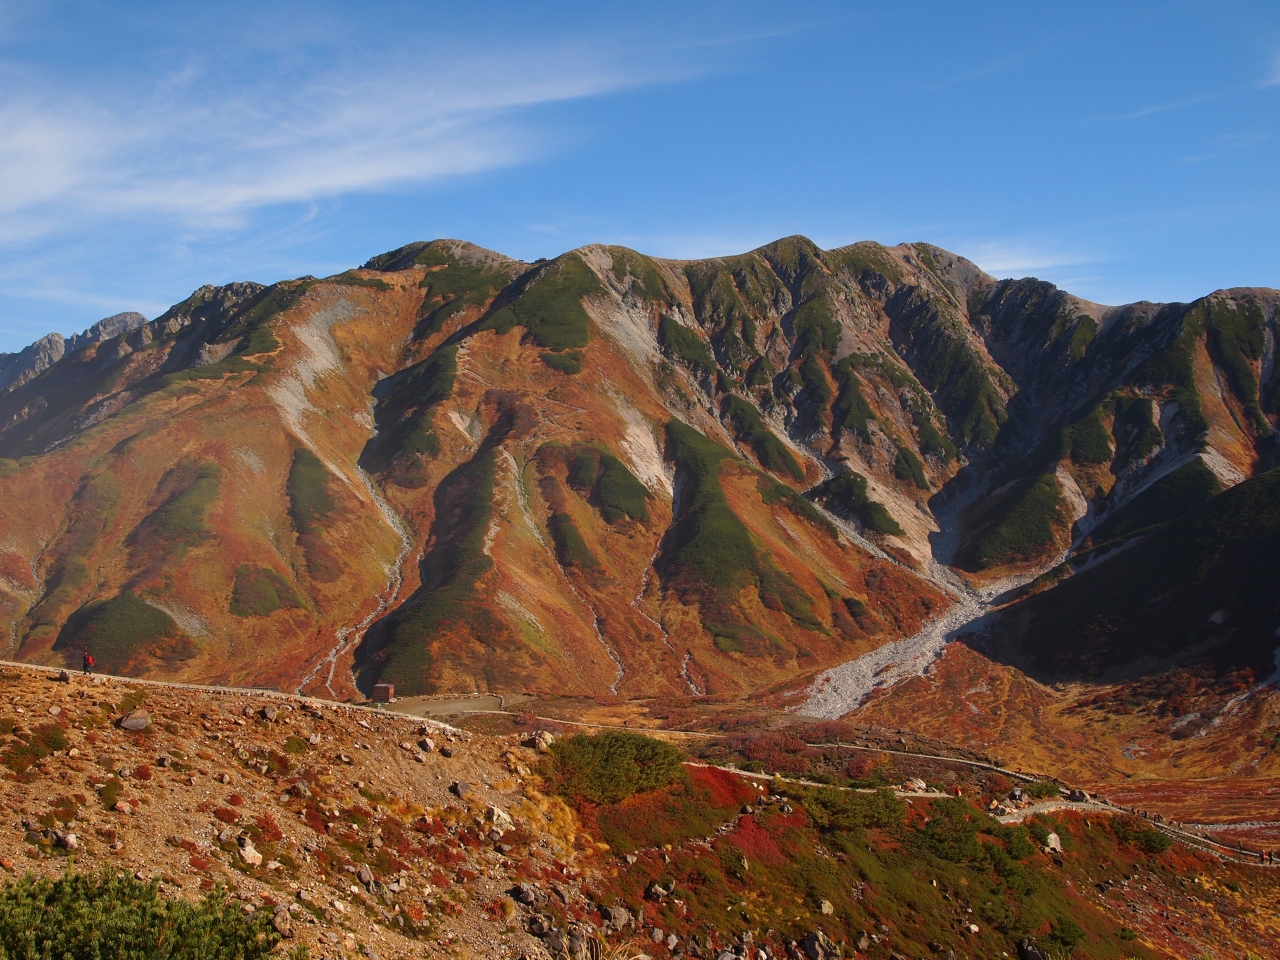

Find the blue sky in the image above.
[{"left": 0, "top": 1, "right": 1278, "bottom": 353}]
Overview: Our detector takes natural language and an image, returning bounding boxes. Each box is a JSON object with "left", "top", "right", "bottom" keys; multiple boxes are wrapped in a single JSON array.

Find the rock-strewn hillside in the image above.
[
  {"left": 0, "top": 236, "right": 1275, "bottom": 704},
  {"left": 4, "top": 664, "right": 1280, "bottom": 960}
]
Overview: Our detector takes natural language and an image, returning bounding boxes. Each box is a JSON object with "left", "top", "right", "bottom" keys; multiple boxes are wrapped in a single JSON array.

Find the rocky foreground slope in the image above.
[
  {"left": 0, "top": 236, "right": 1275, "bottom": 714},
  {"left": 2, "top": 664, "right": 1279, "bottom": 960}
]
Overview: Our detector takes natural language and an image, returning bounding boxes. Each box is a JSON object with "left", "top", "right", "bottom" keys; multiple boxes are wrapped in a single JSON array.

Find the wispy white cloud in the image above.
[
  {"left": 952, "top": 240, "right": 1093, "bottom": 277},
  {"left": 1265, "top": 51, "right": 1280, "bottom": 87},
  {"left": 0, "top": 36, "right": 702, "bottom": 238},
  {"left": 1183, "top": 132, "right": 1269, "bottom": 163}
]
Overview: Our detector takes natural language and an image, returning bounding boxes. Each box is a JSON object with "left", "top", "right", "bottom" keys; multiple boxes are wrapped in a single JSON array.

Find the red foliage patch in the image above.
[
  {"left": 132, "top": 765, "right": 153, "bottom": 781},
  {"left": 687, "top": 765, "right": 759, "bottom": 809},
  {"left": 213, "top": 807, "right": 238, "bottom": 824},
  {"left": 255, "top": 814, "right": 284, "bottom": 843},
  {"left": 227, "top": 793, "right": 245, "bottom": 806},
  {"left": 189, "top": 855, "right": 211, "bottom": 871},
  {"left": 727, "top": 815, "right": 785, "bottom": 867},
  {"left": 726, "top": 733, "right": 814, "bottom": 775}
]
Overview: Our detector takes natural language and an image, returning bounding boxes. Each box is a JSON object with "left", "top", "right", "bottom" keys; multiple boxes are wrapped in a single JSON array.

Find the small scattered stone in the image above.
[{"left": 451, "top": 781, "right": 472, "bottom": 798}]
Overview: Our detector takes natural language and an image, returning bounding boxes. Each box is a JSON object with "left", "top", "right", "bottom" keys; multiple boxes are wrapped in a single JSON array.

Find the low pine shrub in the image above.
[
  {"left": 0, "top": 869, "right": 278, "bottom": 958},
  {"left": 545, "top": 731, "right": 685, "bottom": 805}
]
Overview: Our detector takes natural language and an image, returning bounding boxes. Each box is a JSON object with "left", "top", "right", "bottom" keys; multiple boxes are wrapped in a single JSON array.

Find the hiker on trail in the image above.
[{"left": 82, "top": 651, "right": 93, "bottom": 675}]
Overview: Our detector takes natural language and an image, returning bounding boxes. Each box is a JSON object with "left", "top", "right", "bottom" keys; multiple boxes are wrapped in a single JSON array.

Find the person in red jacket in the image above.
[{"left": 82, "top": 651, "right": 94, "bottom": 675}]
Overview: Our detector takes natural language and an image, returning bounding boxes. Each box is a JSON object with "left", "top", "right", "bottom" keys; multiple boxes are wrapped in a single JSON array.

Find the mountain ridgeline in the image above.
[{"left": 0, "top": 237, "right": 1275, "bottom": 702}]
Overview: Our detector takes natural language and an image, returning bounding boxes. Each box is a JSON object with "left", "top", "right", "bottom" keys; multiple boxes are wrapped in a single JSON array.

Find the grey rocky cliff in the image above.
[{"left": 0, "top": 311, "right": 148, "bottom": 393}]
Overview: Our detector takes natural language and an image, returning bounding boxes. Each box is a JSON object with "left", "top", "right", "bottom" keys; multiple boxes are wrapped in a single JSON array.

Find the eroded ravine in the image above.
[{"left": 296, "top": 465, "right": 413, "bottom": 698}]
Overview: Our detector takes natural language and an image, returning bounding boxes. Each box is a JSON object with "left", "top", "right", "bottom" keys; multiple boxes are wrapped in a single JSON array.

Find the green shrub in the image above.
[
  {"left": 799, "top": 353, "right": 832, "bottom": 407},
  {"left": 610, "top": 249, "right": 672, "bottom": 304},
  {"left": 548, "top": 513, "right": 598, "bottom": 569},
  {"left": 920, "top": 796, "right": 984, "bottom": 862},
  {"left": 912, "top": 410, "right": 957, "bottom": 463},
  {"left": 0, "top": 869, "right": 278, "bottom": 959},
  {"left": 546, "top": 732, "right": 685, "bottom": 804},
  {"left": 327, "top": 270, "right": 392, "bottom": 291},
  {"left": 723, "top": 396, "right": 803, "bottom": 480},
  {"left": 659, "top": 315, "right": 717, "bottom": 380},
  {"left": 287, "top": 448, "right": 334, "bottom": 536},
  {"left": 781, "top": 784, "right": 905, "bottom": 836},
  {"left": 480, "top": 254, "right": 600, "bottom": 351},
  {"left": 893, "top": 446, "right": 929, "bottom": 489},
  {"left": 596, "top": 453, "right": 651, "bottom": 523},
  {"left": 1112, "top": 395, "right": 1163, "bottom": 464},
  {"left": 809, "top": 471, "right": 904, "bottom": 537},
  {"left": 746, "top": 356, "right": 776, "bottom": 387},
  {"left": 1110, "top": 815, "right": 1172, "bottom": 854},
  {"left": 541, "top": 350, "right": 583, "bottom": 374},
  {"left": 832, "top": 359, "right": 874, "bottom": 438},
  {"left": 230, "top": 565, "right": 304, "bottom": 617},
  {"left": 55, "top": 591, "right": 190, "bottom": 675},
  {"left": 411, "top": 245, "right": 512, "bottom": 337},
  {"left": 3, "top": 723, "right": 68, "bottom": 777},
  {"left": 1132, "top": 338, "right": 1207, "bottom": 439},
  {"left": 1196, "top": 297, "right": 1270, "bottom": 435},
  {"left": 550, "top": 444, "right": 651, "bottom": 524},
  {"left": 152, "top": 464, "right": 220, "bottom": 546},
  {"left": 962, "top": 474, "right": 1064, "bottom": 569},
  {"left": 1058, "top": 406, "right": 1113, "bottom": 464}
]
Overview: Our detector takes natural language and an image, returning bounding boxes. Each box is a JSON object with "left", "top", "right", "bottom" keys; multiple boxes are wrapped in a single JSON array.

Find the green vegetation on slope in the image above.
[
  {"left": 1191, "top": 297, "right": 1271, "bottom": 436},
  {"left": 543, "top": 443, "right": 652, "bottom": 524},
  {"left": 891, "top": 301, "right": 1007, "bottom": 448},
  {"left": 546, "top": 731, "right": 685, "bottom": 804},
  {"left": 893, "top": 445, "right": 930, "bottom": 489},
  {"left": 659, "top": 315, "right": 717, "bottom": 380},
  {"left": 1132, "top": 336, "right": 1207, "bottom": 440},
  {"left": 757, "top": 477, "right": 837, "bottom": 538},
  {"left": 540, "top": 350, "right": 582, "bottom": 374},
  {"left": 230, "top": 565, "right": 304, "bottom": 617},
  {"left": 610, "top": 249, "right": 672, "bottom": 305},
  {"left": 0, "top": 869, "right": 278, "bottom": 959},
  {"left": 1112, "top": 395, "right": 1163, "bottom": 466},
  {"left": 54, "top": 591, "right": 192, "bottom": 674},
  {"left": 328, "top": 270, "right": 392, "bottom": 291},
  {"left": 1003, "top": 466, "right": 1280, "bottom": 680},
  {"left": 1056, "top": 405, "right": 1113, "bottom": 464},
  {"left": 663, "top": 420, "right": 821, "bottom": 652},
  {"left": 722, "top": 395, "right": 803, "bottom": 480},
  {"left": 547, "top": 512, "right": 599, "bottom": 570},
  {"left": 286, "top": 448, "right": 341, "bottom": 581},
  {"left": 960, "top": 475, "right": 1065, "bottom": 570},
  {"left": 145, "top": 463, "right": 220, "bottom": 555},
  {"left": 809, "top": 471, "right": 904, "bottom": 536},
  {"left": 831, "top": 359, "right": 874, "bottom": 438},
  {"left": 363, "top": 450, "right": 505, "bottom": 694},
  {"left": 396, "top": 345, "right": 458, "bottom": 459},
  {"left": 413, "top": 246, "right": 512, "bottom": 337},
  {"left": 1086, "top": 458, "right": 1222, "bottom": 548},
  {"left": 480, "top": 254, "right": 601, "bottom": 351},
  {"left": 287, "top": 449, "right": 334, "bottom": 536},
  {"left": 557, "top": 734, "right": 1158, "bottom": 960}
]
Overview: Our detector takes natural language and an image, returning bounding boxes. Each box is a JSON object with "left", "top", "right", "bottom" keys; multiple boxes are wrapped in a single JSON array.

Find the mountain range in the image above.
[{"left": 0, "top": 237, "right": 1276, "bottom": 766}]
